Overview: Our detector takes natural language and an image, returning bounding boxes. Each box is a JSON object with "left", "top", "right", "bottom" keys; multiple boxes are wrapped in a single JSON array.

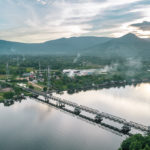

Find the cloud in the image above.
[
  {"left": 130, "top": 21, "right": 150, "bottom": 31},
  {"left": 0, "top": 0, "right": 149, "bottom": 42},
  {"left": 37, "top": 0, "right": 47, "bottom": 5}
]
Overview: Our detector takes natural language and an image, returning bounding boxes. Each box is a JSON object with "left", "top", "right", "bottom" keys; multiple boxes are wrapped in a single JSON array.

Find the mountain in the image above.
[
  {"left": 0, "top": 40, "right": 41, "bottom": 55},
  {"left": 84, "top": 33, "right": 150, "bottom": 58},
  {"left": 1, "top": 33, "right": 150, "bottom": 58},
  {"left": 0, "top": 36, "right": 112, "bottom": 55}
]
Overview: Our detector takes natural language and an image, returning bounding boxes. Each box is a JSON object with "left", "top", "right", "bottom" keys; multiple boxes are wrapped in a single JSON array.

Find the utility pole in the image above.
[
  {"left": 39, "top": 62, "right": 41, "bottom": 72},
  {"left": 23, "top": 55, "right": 25, "bottom": 62},
  {"left": 6, "top": 62, "right": 9, "bottom": 81},
  {"left": 47, "top": 66, "right": 50, "bottom": 93},
  {"left": 39, "top": 62, "right": 41, "bottom": 77},
  {"left": 17, "top": 56, "right": 19, "bottom": 66}
]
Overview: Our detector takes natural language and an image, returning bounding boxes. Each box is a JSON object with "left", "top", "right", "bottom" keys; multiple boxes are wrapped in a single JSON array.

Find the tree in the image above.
[
  {"left": 119, "top": 134, "right": 150, "bottom": 150},
  {"left": 3, "top": 92, "right": 14, "bottom": 99},
  {"left": 29, "top": 85, "right": 34, "bottom": 89},
  {"left": 14, "top": 87, "right": 22, "bottom": 96},
  {"left": 43, "top": 87, "right": 47, "bottom": 92},
  {"left": 144, "top": 145, "right": 150, "bottom": 150}
]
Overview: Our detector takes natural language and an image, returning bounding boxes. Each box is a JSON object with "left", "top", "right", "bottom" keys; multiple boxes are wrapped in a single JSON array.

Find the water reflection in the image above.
[
  {"left": 0, "top": 99, "right": 123, "bottom": 150},
  {"left": 0, "top": 83, "right": 150, "bottom": 150},
  {"left": 54, "top": 83, "right": 150, "bottom": 125}
]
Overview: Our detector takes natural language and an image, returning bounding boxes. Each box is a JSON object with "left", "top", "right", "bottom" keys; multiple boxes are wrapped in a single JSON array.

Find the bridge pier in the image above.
[
  {"left": 94, "top": 114, "right": 103, "bottom": 123},
  {"left": 32, "top": 94, "right": 38, "bottom": 98},
  {"left": 57, "top": 102, "right": 65, "bottom": 108},
  {"left": 121, "top": 124, "right": 131, "bottom": 134},
  {"left": 16, "top": 86, "right": 149, "bottom": 135},
  {"left": 4, "top": 99, "right": 14, "bottom": 106},
  {"left": 45, "top": 96, "right": 49, "bottom": 103},
  {"left": 74, "top": 107, "right": 81, "bottom": 115}
]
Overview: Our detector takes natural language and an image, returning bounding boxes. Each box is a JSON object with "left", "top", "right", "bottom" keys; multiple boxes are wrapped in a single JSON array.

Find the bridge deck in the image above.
[
  {"left": 0, "top": 80, "right": 149, "bottom": 134},
  {"left": 22, "top": 87, "right": 149, "bottom": 133}
]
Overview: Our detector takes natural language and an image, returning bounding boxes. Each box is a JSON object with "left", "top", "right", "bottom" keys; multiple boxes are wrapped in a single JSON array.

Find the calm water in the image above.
[{"left": 0, "top": 83, "right": 150, "bottom": 150}]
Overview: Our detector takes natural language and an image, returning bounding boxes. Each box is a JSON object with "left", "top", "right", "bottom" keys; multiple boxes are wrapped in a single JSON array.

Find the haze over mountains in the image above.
[
  {"left": 0, "top": 33, "right": 150, "bottom": 58},
  {"left": 0, "top": 36, "right": 111, "bottom": 55},
  {"left": 85, "top": 33, "right": 150, "bottom": 58}
]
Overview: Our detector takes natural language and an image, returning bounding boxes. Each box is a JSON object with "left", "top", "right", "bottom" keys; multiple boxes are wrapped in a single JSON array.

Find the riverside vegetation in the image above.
[
  {"left": 119, "top": 134, "right": 150, "bottom": 150},
  {"left": 0, "top": 55, "right": 150, "bottom": 93},
  {"left": 0, "top": 55, "right": 150, "bottom": 149}
]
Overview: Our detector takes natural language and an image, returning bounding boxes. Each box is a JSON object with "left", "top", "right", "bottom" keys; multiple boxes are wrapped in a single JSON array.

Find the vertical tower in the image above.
[
  {"left": 47, "top": 66, "right": 50, "bottom": 93},
  {"left": 6, "top": 62, "right": 9, "bottom": 81},
  {"left": 17, "top": 56, "right": 19, "bottom": 66},
  {"left": 39, "top": 62, "right": 41, "bottom": 77},
  {"left": 23, "top": 55, "right": 25, "bottom": 62}
]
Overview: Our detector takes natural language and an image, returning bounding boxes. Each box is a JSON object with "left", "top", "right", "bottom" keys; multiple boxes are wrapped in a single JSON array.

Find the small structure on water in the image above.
[
  {"left": 121, "top": 124, "right": 131, "bottom": 134},
  {"left": 3, "top": 99, "right": 14, "bottom": 106},
  {"left": 95, "top": 114, "right": 103, "bottom": 123},
  {"left": 74, "top": 107, "right": 81, "bottom": 115}
]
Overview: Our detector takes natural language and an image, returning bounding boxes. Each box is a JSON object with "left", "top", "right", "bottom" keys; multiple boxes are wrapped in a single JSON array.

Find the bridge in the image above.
[
  {"left": 20, "top": 86, "right": 150, "bottom": 135},
  {"left": 0, "top": 80, "right": 149, "bottom": 135}
]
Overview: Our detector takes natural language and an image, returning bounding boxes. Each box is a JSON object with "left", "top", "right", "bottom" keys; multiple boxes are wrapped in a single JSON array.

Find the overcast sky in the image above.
[{"left": 0, "top": 0, "right": 150, "bottom": 43}]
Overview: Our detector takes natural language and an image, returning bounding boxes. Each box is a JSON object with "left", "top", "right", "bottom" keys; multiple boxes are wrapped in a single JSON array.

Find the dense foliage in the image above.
[
  {"left": 119, "top": 134, "right": 150, "bottom": 150},
  {"left": 1, "top": 55, "right": 150, "bottom": 93},
  {"left": 3, "top": 92, "right": 14, "bottom": 99}
]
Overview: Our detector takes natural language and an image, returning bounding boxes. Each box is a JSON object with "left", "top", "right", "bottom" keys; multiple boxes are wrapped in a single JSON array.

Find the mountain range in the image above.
[{"left": 0, "top": 33, "right": 150, "bottom": 58}]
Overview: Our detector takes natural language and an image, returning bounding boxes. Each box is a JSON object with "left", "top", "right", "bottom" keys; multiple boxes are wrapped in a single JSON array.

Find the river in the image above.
[{"left": 0, "top": 83, "right": 150, "bottom": 150}]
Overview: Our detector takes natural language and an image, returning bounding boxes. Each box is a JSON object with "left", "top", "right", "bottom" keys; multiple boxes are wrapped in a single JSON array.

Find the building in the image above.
[{"left": 63, "top": 68, "right": 108, "bottom": 78}]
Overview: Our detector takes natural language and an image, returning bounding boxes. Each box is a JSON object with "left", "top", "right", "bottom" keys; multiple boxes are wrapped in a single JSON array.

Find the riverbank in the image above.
[
  {"left": 54, "top": 78, "right": 150, "bottom": 94},
  {"left": 119, "top": 134, "right": 150, "bottom": 150},
  {"left": 0, "top": 92, "right": 6, "bottom": 102},
  {"left": 0, "top": 83, "right": 150, "bottom": 150}
]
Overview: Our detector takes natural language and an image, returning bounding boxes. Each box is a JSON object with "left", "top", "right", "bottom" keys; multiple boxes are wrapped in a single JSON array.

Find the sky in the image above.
[{"left": 0, "top": 0, "right": 150, "bottom": 43}]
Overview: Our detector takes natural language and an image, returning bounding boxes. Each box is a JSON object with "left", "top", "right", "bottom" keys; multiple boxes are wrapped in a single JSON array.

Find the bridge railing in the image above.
[
  {"left": 18, "top": 86, "right": 150, "bottom": 133},
  {"left": 101, "top": 112, "right": 127, "bottom": 124},
  {"left": 80, "top": 105, "right": 99, "bottom": 114},
  {"left": 48, "top": 95, "right": 79, "bottom": 108},
  {"left": 129, "top": 121, "right": 148, "bottom": 131}
]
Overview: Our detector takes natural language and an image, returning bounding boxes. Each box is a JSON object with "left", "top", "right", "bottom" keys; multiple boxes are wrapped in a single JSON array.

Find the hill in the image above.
[
  {"left": 84, "top": 33, "right": 150, "bottom": 58},
  {"left": 0, "top": 36, "right": 111, "bottom": 55},
  {"left": 1, "top": 33, "right": 150, "bottom": 59}
]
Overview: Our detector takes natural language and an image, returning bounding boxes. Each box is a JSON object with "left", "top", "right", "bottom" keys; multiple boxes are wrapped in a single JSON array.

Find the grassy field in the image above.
[
  {"left": 28, "top": 82, "right": 43, "bottom": 91},
  {"left": 26, "top": 67, "right": 34, "bottom": 72},
  {"left": 0, "top": 75, "right": 6, "bottom": 80}
]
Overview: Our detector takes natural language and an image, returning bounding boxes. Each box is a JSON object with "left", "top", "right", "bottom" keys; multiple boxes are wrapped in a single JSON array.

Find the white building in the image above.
[{"left": 63, "top": 68, "right": 107, "bottom": 77}]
